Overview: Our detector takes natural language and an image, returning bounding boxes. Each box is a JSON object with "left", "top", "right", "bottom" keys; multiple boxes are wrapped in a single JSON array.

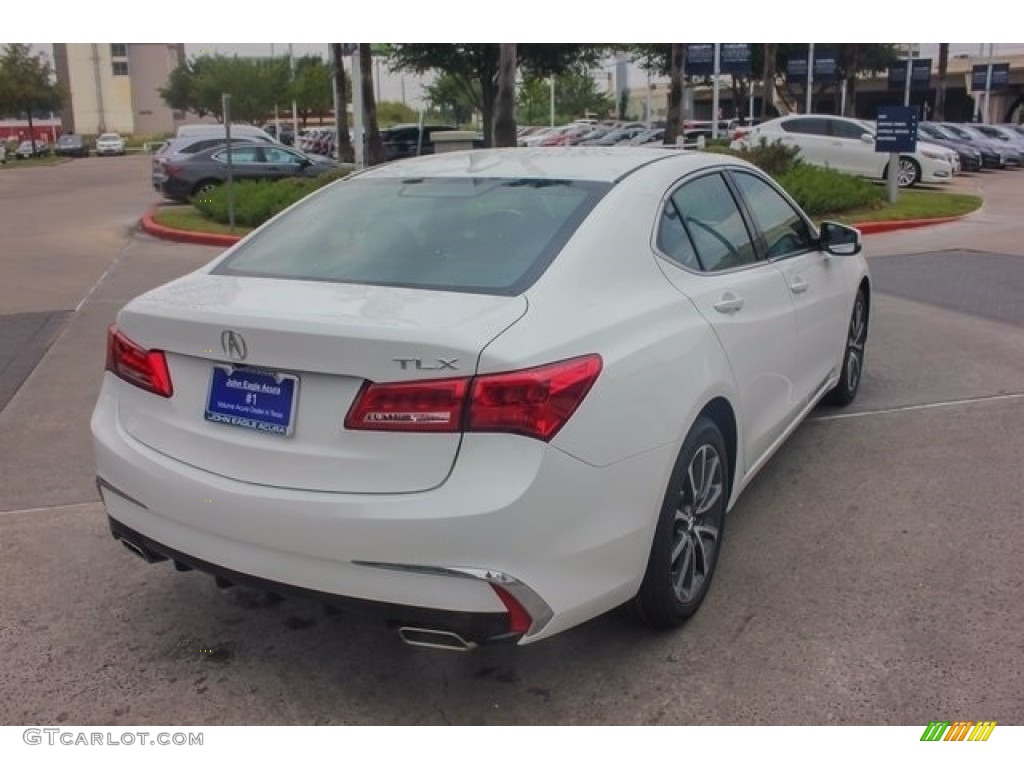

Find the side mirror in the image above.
[
  {"left": 819, "top": 221, "right": 862, "bottom": 256},
  {"left": 860, "top": 132, "right": 874, "bottom": 143}
]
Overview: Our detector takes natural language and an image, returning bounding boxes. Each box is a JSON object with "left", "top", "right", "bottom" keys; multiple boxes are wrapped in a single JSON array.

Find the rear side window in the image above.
[
  {"left": 668, "top": 174, "right": 757, "bottom": 272},
  {"left": 215, "top": 177, "right": 610, "bottom": 295}
]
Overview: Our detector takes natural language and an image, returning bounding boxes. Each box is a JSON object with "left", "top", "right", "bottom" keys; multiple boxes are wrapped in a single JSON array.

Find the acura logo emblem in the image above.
[{"left": 221, "top": 330, "right": 247, "bottom": 361}]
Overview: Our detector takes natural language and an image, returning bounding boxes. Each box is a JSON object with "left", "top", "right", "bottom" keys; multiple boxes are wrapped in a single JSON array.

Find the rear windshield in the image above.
[{"left": 214, "top": 176, "right": 609, "bottom": 295}]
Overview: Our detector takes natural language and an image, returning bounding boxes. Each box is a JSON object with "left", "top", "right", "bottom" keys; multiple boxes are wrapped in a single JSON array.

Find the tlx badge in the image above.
[{"left": 393, "top": 358, "right": 459, "bottom": 371}]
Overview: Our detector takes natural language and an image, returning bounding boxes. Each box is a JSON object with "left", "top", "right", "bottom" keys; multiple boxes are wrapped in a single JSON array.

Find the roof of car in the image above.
[{"left": 360, "top": 147, "right": 734, "bottom": 183}]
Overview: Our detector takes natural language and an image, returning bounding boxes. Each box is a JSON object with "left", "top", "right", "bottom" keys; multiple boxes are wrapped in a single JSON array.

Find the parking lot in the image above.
[{"left": 1, "top": 155, "right": 1022, "bottom": 725}]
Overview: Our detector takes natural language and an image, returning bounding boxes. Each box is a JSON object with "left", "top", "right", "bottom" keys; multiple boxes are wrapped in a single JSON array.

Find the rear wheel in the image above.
[{"left": 632, "top": 416, "right": 728, "bottom": 628}]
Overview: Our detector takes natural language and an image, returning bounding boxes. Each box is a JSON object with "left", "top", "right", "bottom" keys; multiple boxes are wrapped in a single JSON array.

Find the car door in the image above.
[
  {"left": 776, "top": 117, "right": 831, "bottom": 167},
  {"left": 215, "top": 146, "right": 265, "bottom": 182},
  {"left": 826, "top": 117, "right": 884, "bottom": 178},
  {"left": 261, "top": 146, "right": 309, "bottom": 180},
  {"left": 655, "top": 171, "right": 802, "bottom": 472},
  {"left": 728, "top": 169, "right": 851, "bottom": 404}
]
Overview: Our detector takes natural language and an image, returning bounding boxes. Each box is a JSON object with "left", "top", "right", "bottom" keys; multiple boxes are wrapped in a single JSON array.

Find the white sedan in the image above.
[
  {"left": 92, "top": 148, "right": 870, "bottom": 648},
  {"left": 733, "top": 114, "right": 957, "bottom": 187}
]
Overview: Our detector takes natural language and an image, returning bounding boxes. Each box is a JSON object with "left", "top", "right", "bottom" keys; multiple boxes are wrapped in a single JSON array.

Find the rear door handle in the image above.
[
  {"left": 790, "top": 278, "right": 809, "bottom": 294},
  {"left": 713, "top": 293, "right": 745, "bottom": 314}
]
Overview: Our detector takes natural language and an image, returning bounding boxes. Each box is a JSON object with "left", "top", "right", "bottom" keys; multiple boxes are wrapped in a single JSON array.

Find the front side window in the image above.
[
  {"left": 263, "top": 147, "right": 303, "bottom": 164},
  {"left": 215, "top": 177, "right": 609, "bottom": 295},
  {"left": 830, "top": 119, "right": 869, "bottom": 140},
  {"left": 668, "top": 174, "right": 757, "bottom": 272},
  {"left": 214, "top": 147, "right": 262, "bottom": 163},
  {"left": 730, "top": 171, "right": 815, "bottom": 260}
]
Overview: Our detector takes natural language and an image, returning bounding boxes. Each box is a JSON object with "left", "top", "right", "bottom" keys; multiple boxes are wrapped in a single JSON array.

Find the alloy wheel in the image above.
[{"left": 670, "top": 443, "right": 724, "bottom": 603}]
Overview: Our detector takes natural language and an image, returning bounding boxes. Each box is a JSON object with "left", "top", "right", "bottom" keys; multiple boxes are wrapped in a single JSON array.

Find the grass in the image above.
[
  {"left": 152, "top": 206, "right": 255, "bottom": 237},
  {"left": 0, "top": 155, "right": 73, "bottom": 169},
  {"left": 823, "top": 189, "right": 983, "bottom": 224}
]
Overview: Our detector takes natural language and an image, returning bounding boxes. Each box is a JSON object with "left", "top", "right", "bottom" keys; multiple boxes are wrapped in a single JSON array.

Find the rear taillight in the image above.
[
  {"left": 344, "top": 378, "right": 468, "bottom": 433},
  {"left": 106, "top": 325, "right": 173, "bottom": 398},
  {"left": 344, "top": 354, "right": 602, "bottom": 442}
]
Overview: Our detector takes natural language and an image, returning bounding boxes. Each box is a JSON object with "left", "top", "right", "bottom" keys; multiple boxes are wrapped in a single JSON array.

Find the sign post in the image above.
[
  {"left": 876, "top": 105, "right": 918, "bottom": 204},
  {"left": 222, "top": 93, "right": 235, "bottom": 232}
]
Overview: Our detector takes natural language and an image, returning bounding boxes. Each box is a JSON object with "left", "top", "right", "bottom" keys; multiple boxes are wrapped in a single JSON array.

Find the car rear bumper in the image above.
[{"left": 91, "top": 377, "right": 670, "bottom": 644}]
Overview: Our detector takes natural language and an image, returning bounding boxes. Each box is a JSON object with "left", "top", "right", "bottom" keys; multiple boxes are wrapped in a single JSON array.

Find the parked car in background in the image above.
[
  {"left": 96, "top": 133, "right": 126, "bottom": 156},
  {"left": 15, "top": 140, "right": 50, "bottom": 159},
  {"left": 970, "top": 123, "right": 1024, "bottom": 155},
  {"left": 734, "top": 115, "right": 956, "bottom": 187},
  {"left": 940, "top": 123, "right": 1021, "bottom": 168},
  {"left": 579, "top": 126, "right": 647, "bottom": 146},
  {"left": 261, "top": 123, "right": 295, "bottom": 145},
  {"left": 55, "top": 133, "right": 90, "bottom": 158},
  {"left": 158, "top": 142, "right": 337, "bottom": 202},
  {"left": 916, "top": 123, "right": 983, "bottom": 171},
  {"left": 94, "top": 147, "right": 870, "bottom": 648},
  {"left": 151, "top": 134, "right": 275, "bottom": 191},
  {"left": 176, "top": 124, "right": 276, "bottom": 143},
  {"left": 380, "top": 124, "right": 461, "bottom": 160}
]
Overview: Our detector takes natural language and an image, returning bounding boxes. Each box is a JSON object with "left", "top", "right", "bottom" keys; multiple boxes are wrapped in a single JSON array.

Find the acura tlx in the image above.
[{"left": 92, "top": 147, "right": 870, "bottom": 649}]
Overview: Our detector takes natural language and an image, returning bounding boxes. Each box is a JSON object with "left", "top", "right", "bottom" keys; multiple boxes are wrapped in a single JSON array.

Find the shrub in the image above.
[
  {"left": 732, "top": 137, "right": 802, "bottom": 176},
  {"left": 192, "top": 168, "right": 351, "bottom": 228},
  {"left": 776, "top": 163, "right": 884, "bottom": 216}
]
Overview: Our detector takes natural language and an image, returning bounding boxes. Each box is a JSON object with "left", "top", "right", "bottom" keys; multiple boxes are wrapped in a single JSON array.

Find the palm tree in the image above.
[
  {"left": 935, "top": 43, "right": 950, "bottom": 121},
  {"left": 330, "top": 44, "right": 354, "bottom": 163},
  {"left": 359, "top": 44, "right": 385, "bottom": 165},
  {"left": 663, "top": 44, "right": 685, "bottom": 145},
  {"left": 494, "top": 44, "right": 518, "bottom": 147},
  {"left": 761, "top": 43, "right": 777, "bottom": 119}
]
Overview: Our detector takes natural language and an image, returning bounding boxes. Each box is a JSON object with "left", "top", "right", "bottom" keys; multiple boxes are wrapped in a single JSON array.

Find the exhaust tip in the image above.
[
  {"left": 397, "top": 626, "right": 477, "bottom": 652},
  {"left": 117, "top": 537, "right": 165, "bottom": 564}
]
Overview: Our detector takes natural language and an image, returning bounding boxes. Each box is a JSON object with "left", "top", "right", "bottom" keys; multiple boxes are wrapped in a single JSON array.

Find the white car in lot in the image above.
[
  {"left": 95, "top": 132, "right": 126, "bottom": 156},
  {"left": 92, "top": 148, "right": 870, "bottom": 649},
  {"left": 733, "top": 114, "right": 957, "bottom": 187}
]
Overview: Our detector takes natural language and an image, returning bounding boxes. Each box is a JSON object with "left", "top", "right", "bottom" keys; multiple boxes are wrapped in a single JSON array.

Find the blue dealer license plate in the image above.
[{"left": 205, "top": 366, "right": 299, "bottom": 436}]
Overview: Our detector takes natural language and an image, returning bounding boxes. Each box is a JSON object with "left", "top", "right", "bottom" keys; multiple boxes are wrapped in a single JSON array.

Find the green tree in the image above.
[
  {"left": 293, "top": 55, "right": 339, "bottom": 125},
  {"left": 387, "top": 44, "right": 611, "bottom": 146},
  {"left": 0, "top": 43, "right": 64, "bottom": 153},
  {"left": 427, "top": 72, "right": 478, "bottom": 126},
  {"left": 160, "top": 54, "right": 289, "bottom": 123}
]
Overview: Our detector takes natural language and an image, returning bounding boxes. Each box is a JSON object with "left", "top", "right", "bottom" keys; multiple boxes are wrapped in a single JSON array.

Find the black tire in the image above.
[
  {"left": 632, "top": 416, "right": 729, "bottom": 628},
  {"left": 824, "top": 290, "right": 868, "bottom": 407}
]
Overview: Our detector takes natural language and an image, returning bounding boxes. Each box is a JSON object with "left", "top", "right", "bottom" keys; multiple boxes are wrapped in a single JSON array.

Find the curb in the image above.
[
  {"left": 139, "top": 207, "right": 242, "bottom": 247},
  {"left": 139, "top": 208, "right": 966, "bottom": 248},
  {"left": 856, "top": 216, "right": 963, "bottom": 235}
]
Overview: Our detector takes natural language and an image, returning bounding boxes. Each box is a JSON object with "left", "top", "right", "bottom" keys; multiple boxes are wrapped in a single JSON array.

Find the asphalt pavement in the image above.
[{"left": 0, "top": 157, "right": 1022, "bottom": 725}]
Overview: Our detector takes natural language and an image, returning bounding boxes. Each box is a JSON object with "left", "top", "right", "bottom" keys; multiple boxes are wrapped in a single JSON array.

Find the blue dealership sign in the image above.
[
  {"left": 720, "top": 44, "right": 751, "bottom": 76},
  {"left": 888, "top": 59, "right": 932, "bottom": 91},
  {"left": 972, "top": 62, "right": 1011, "bottom": 91},
  {"left": 787, "top": 50, "right": 837, "bottom": 83},
  {"left": 687, "top": 44, "right": 715, "bottom": 77},
  {"left": 875, "top": 105, "right": 918, "bottom": 153}
]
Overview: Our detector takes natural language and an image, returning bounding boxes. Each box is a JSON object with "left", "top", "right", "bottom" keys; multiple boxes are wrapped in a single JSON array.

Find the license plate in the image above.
[{"left": 205, "top": 366, "right": 299, "bottom": 437}]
